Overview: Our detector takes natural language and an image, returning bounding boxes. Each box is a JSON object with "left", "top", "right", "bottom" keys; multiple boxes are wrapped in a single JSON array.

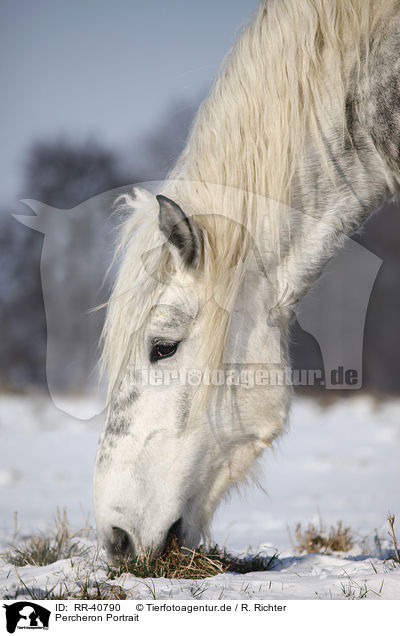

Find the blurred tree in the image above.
[
  {"left": 22, "top": 137, "right": 130, "bottom": 208},
  {"left": 290, "top": 201, "right": 400, "bottom": 395},
  {"left": 0, "top": 137, "right": 133, "bottom": 391},
  {"left": 0, "top": 211, "right": 46, "bottom": 388},
  {"left": 356, "top": 202, "right": 400, "bottom": 393}
]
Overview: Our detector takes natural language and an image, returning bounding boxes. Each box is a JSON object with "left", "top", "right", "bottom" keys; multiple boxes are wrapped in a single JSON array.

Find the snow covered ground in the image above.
[{"left": 0, "top": 392, "right": 399, "bottom": 599}]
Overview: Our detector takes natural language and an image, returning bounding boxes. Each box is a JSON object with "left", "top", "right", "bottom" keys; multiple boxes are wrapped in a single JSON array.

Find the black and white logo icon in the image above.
[{"left": 3, "top": 602, "right": 50, "bottom": 633}]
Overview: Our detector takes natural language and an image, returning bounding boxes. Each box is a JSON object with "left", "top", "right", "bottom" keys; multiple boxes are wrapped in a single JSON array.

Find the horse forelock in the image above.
[{"left": 101, "top": 188, "right": 252, "bottom": 408}]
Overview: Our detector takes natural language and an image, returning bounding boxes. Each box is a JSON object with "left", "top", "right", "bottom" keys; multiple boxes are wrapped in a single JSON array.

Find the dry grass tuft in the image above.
[
  {"left": 387, "top": 513, "right": 400, "bottom": 565},
  {"left": 2, "top": 510, "right": 89, "bottom": 567},
  {"left": 4, "top": 574, "right": 129, "bottom": 601},
  {"left": 292, "top": 520, "right": 353, "bottom": 555},
  {"left": 106, "top": 538, "right": 278, "bottom": 580}
]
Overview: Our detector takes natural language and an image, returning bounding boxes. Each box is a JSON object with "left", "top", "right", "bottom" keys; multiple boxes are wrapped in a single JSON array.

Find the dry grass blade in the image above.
[{"left": 387, "top": 513, "right": 400, "bottom": 565}]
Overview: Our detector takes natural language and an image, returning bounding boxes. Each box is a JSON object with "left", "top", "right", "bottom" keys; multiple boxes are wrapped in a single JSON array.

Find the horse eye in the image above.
[{"left": 150, "top": 341, "right": 179, "bottom": 363}]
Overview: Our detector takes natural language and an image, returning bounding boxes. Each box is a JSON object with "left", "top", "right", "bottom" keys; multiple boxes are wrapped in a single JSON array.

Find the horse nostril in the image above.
[
  {"left": 165, "top": 518, "right": 183, "bottom": 551},
  {"left": 109, "top": 526, "right": 133, "bottom": 558}
]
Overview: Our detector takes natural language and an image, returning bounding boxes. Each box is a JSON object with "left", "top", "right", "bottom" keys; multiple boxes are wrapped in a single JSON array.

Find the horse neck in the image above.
[
  {"left": 270, "top": 111, "right": 399, "bottom": 315},
  {"left": 275, "top": 5, "right": 400, "bottom": 309}
]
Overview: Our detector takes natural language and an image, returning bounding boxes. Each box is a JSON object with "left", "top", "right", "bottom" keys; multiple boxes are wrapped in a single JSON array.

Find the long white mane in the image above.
[{"left": 102, "top": 0, "right": 396, "bottom": 398}]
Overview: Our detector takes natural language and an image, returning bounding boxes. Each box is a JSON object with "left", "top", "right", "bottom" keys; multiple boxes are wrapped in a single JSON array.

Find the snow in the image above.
[{"left": 0, "top": 392, "right": 399, "bottom": 599}]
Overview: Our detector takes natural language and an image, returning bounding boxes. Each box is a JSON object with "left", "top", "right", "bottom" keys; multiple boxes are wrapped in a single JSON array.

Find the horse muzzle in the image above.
[{"left": 102, "top": 517, "right": 186, "bottom": 560}]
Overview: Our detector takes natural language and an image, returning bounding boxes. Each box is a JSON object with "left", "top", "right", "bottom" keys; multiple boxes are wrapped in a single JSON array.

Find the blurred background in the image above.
[
  {"left": 0, "top": 0, "right": 399, "bottom": 550},
  {"left": 1, "top": 0, "right": 400, "bottom": 399},
  {"left": 0, "top": 0, "right": 400, "bottom": 397}
]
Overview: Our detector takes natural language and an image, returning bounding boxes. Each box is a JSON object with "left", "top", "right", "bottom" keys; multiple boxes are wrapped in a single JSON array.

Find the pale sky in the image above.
[{"left": 0, "top": 0, "right": 259, "bottom": 205}]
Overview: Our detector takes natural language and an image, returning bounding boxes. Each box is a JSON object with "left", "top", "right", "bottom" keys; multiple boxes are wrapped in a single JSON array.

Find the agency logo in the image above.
[
  {"left": 15, "top": 181, "right": 383, "bottom": 417},
  {"left": 2, "top": 602, "right": 50, "bottom": 634}
]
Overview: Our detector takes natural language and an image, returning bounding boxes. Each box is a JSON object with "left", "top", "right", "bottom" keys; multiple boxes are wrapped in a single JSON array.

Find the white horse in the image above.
[{"left": 94, "top": 0, "right": 400, "bottom": 558}]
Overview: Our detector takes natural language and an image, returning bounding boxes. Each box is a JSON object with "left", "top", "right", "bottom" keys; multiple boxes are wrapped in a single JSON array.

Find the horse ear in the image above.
[{"left": 156, "top": 194, "right": 202, "bottom": 269}]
